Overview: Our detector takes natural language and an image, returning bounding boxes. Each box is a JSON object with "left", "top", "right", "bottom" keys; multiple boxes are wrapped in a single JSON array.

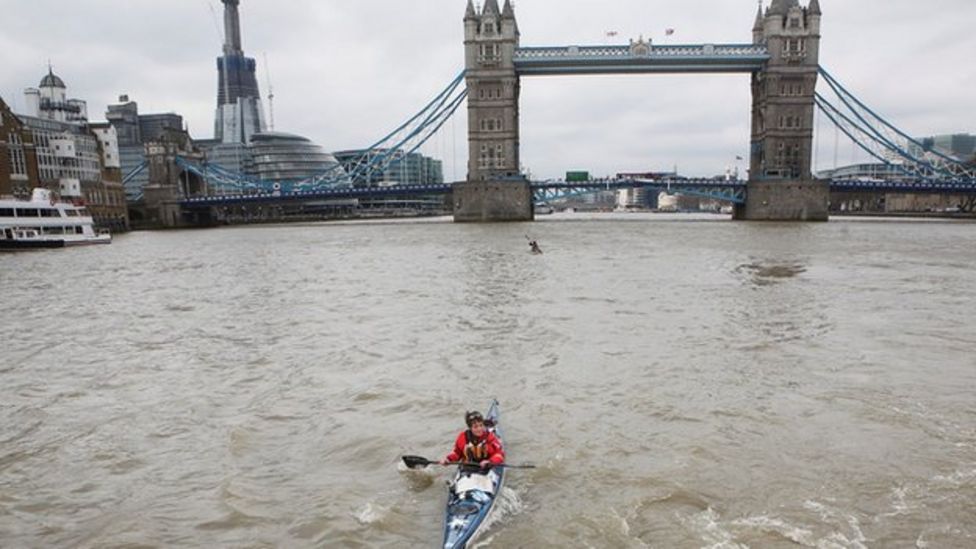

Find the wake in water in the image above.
[
  {"left": 469, "top": 486, "right": 524, "bottom": 548},
  {"left": 354, "top": 501, "right": 391, "bottom": 526}
]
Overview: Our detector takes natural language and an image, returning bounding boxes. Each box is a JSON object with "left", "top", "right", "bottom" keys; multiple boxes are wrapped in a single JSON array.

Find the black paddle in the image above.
[{"left": 402, "top": 455, "right": 536, "bottom": 470}]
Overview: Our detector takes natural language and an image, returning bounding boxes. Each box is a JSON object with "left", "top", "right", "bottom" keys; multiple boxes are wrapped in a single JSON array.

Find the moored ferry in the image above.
[{"left": 0, "top": 189, "right": 111, "bottom": 249}]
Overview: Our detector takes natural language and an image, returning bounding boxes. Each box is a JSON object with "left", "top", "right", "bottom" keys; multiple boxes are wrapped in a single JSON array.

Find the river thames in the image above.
[{"left": 1, "top": 213, "right": 974, "bottom": 548}]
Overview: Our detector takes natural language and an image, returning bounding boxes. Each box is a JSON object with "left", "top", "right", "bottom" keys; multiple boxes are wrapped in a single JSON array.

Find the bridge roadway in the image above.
[{"left": 178, "top": 178, "right": 976, "bottom": 209}]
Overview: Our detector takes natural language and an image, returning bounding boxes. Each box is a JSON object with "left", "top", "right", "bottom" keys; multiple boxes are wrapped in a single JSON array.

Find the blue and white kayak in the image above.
[{"left": 441, "top": 399, "right": 504, "bottom": 549}]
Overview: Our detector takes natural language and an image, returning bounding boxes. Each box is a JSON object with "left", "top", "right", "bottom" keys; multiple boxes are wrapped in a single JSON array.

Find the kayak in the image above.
[{"left": 441, "top": 399, "right": 504, "bottom": 549}]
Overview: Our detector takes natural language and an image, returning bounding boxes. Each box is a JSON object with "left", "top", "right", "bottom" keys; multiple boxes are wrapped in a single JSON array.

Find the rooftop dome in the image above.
[{"left": 40, "top": 69, "right": 66, "bottom": 89}]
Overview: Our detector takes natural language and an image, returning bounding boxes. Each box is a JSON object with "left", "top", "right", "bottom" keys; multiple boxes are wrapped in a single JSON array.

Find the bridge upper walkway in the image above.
[{"left": 513, "top": 44, "right": 770, "bottom": 75}]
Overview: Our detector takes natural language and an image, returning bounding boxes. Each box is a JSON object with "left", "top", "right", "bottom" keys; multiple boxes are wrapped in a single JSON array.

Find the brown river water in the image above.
[{"left": 1, "top": 213, "right": 974, "bottom": 548}]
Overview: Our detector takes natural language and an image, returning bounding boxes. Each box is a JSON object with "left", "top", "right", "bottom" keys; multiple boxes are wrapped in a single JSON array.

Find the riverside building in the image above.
[
  {"left": 105, "top": 96, "right": 190, "bottom": 201},
  {"left": 2, "top": 69, "right": 128, "bottom": 231}
]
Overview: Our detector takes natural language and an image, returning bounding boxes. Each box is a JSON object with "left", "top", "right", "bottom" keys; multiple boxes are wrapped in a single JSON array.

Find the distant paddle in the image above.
[{"left": 401, "top": 455, "right": 536, "bottom": 470}]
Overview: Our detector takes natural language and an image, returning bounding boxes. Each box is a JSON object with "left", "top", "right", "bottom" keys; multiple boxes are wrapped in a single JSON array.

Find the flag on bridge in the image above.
[
  {"left": 606, "top": 31, "right": 619, "bottom": 37},
  {"left": 665, "top": 28, "right": 675, "bottom": 36},
  {"left": 736, "top": 156, "right": 744, "bottom": 161}
]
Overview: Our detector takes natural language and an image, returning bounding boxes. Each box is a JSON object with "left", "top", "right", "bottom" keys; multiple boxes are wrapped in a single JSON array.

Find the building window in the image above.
[{"left": 8, "top": 133, "right": 28, "bottom": 177}]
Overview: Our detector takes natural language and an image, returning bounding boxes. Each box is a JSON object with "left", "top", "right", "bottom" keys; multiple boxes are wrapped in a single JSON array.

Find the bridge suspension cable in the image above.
[
  {"left": 816, "top": 67, "right": 975, "bottom": 180},
  {"left": 336, "top": 70, "right": 468, "bottom": 187}
]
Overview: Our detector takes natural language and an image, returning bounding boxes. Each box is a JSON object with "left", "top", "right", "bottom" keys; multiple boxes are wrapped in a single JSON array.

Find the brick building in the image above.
[{"left": 0, "top": 96, "right": 40, "bottom": 198}]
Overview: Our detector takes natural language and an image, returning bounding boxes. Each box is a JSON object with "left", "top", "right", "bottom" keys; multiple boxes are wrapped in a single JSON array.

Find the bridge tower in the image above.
[
  {"left": 737, "top": 0, "right": 829, "bottom": 220},
  {"left": 140, "top": 129, "right": 209, "bottom": 228},
  {"left": 453, "top": 0, "right": 533, "bottom": 222}
]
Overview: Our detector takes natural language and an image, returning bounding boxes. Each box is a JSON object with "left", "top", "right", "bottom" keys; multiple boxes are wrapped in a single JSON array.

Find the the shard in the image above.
[{"left": 214, "top": 0, "right": 265, "bottom": 144}]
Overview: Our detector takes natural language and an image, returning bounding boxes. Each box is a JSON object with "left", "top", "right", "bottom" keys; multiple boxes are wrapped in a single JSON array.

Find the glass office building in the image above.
[{"left": 333, "top": 149, "right": 443, "bottom": 187}]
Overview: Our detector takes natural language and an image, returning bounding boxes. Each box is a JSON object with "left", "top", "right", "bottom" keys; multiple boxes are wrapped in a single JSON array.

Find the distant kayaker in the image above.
[
  {"left": 529, "top": 240, "right": 542, "bottom": 254},
  {"left": 439, "top": 410, "right": 505, "bottom": 471}
]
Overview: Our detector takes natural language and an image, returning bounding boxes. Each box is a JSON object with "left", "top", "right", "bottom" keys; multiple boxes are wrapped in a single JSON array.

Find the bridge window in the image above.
[
  {"left": 789, "top": 17, "right": 801, "bottom": 29},
  {"left": 784, "top": 39, "right": 805, "bottom": 54},
  {"left": 479, "top": 43, "right": 500, "bottom": 62},
  {"left": 779, "top": 80, "right": 804, "bottom": 96},
  {"left": 480, "top": 118, "right": 504, "bottom": 132},
  {"left": 479, "top": 144, "right": 491, "bottom": 170},
  {"left": 774, "top": 143, "right": 802, "bottom": 176},
  {"left": 779, "top": 116, "right": 801, "bottom": 129},
  {"left": 478, "top": 87, "right": 503, "bottom": 100},
  {"left": 478, "top": 143, "right": 506, "bottom": 170}
]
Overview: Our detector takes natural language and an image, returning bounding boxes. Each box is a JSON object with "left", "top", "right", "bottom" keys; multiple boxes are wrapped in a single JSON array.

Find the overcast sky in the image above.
[{"left": 2, "top": 0, "right": 973, "bottom": 179}]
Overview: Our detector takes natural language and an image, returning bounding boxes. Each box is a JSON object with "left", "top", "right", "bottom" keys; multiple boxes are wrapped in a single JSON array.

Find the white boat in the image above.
[
  {"left": 0, "top": 189, "right": 111, "bottom": 249},
  {"left": 533, "top": 202, "right": 554, "bottom": 215}
]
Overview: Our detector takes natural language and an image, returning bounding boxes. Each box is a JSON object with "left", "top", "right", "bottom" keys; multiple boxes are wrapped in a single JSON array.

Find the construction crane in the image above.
[{"left": 263, "top": 52, "right": 275, "bottom": 132}]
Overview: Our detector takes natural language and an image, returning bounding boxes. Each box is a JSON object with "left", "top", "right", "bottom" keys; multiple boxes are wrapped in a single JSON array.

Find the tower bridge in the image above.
[{"left": 457, "top": 0, "right": 827, "bottom": 222}]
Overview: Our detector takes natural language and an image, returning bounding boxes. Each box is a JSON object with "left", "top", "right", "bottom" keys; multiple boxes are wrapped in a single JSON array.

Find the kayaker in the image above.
[
  {"left": 529, "top": 240, "right": 542, "bottom": 254},
  {"left": 439, "top": 411, "right": 505, "bottom": 471}
]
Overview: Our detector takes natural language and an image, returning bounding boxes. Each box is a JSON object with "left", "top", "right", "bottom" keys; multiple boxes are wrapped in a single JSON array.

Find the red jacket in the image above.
[{"left": 445, "top": 429, "right": 505, "bottom": 465}]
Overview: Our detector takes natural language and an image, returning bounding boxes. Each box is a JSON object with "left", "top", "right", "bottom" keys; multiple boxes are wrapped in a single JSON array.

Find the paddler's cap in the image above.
[{"left": 465, "top": 411, "right": 484, "bottom": 427}]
